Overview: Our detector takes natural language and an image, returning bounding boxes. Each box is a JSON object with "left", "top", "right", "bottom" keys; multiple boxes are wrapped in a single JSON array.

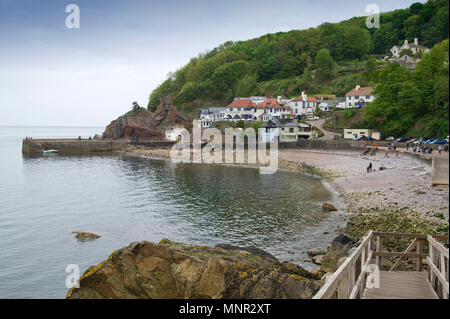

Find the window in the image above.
[
  {"left": 289, "top": 128, "right": 294, "bottom": 133},
  {"left": 366, "top": 95, "right": 371, "bottom": 99},
  {"left": 355, "top": 96, "right": 359, "bottom": 99},
  {"left": 347, "top": 132, "right": 352, "bottom": 135},
  {"left": 295, "top": 109, "right": 298, "bottom": 114},
  {"left": 237, "top": 108, "right": 241, "bottom": 111},
  {"left": 295, "top": 102, "right": 298, "bottom": 107}
]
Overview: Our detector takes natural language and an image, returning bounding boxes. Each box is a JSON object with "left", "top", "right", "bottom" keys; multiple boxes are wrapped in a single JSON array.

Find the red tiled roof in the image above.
[
  {"left": 346, "top": 87, "right": 374, "bottom": 97},
  {"left": 291, "top": 96, "right": 319, "bottom": 103},
  {"left": 256, "top": 98, "right": 284, "bottom": 109},
  {"left": 226, "top": 99, "right": 257, "bottom": 108}
]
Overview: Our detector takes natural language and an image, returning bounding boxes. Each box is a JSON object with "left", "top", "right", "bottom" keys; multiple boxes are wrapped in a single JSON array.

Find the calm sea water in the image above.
[{"left": 0, "top": 126, "right": 346, "bottom": 299}]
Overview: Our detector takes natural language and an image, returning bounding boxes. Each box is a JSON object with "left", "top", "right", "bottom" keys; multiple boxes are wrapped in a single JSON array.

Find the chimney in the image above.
[
  {"left": 414, "top": 38, "right": 418, "bottom": 46},
  {"left": 277, "top": 96, "right": 282, "bottom": 103},
  {"left": 301, "top": 91, "right": 307, "bottom": 101},
  {"left": 356, "top": 85, "right": 361, "bottom": 91},
  {"left": 404, "top": 40, "right": 408, "bottom": 45}
]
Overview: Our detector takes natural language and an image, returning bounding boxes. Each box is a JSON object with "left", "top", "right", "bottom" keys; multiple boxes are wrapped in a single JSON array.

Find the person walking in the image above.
[{"left": 406, "top": 142, "right": 409, "bottom": 151}]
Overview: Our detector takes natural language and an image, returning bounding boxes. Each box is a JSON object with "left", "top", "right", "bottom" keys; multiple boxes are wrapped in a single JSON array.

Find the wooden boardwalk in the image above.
[
  {"left": 363, "top": 271, "right": 438, "bottom": 299},
  {"left": 313, "top": 231, "right": 449, "bottom": 299}
]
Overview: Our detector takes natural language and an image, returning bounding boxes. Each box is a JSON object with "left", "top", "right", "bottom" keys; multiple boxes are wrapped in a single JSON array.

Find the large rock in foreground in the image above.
[{"left": 67, "top": 239, "right": 322, "bottom": 299}]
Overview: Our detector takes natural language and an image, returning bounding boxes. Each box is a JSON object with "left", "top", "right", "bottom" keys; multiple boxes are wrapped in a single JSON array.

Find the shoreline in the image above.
[
  {"left": 119, "top": 145, "right": 448, "bottom": 273},
  {"left": 119, "top": 145, "right": 449, "bottom": 228}
]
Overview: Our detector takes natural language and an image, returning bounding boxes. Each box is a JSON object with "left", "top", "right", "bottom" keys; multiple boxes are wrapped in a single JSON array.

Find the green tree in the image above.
[{"left": 314, "top": 49, "right": 336, "bottom": 82}]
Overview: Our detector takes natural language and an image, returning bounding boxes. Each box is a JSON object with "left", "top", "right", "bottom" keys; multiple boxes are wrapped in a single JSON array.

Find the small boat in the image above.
[{"left": 40, "top": 149, "right": 59, "bottom": 154}]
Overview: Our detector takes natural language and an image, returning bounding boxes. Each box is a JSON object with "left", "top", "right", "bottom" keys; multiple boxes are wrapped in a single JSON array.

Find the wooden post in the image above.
[
  {"left": 337, "top": 257, "right": 349, "bottom": 298},
  {"left": 416, "top": 240, "right": 423, "bottom": 271},
  {"left": 376, "top": 236, "right": 382, "bottom": 269},
  {"left": 440, "top": 254, "right": 448, "bottom": 299}
]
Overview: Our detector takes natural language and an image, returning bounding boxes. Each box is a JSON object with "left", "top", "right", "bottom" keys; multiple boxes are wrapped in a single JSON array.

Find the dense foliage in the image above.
[
  {"left": 364, "top": 39, "right": 449, "bottom": 138},
  {"left": 148, "top": 0, "right": 449, "bottom": 126}
]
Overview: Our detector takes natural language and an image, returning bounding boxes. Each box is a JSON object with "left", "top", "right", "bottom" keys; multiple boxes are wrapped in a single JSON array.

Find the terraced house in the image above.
[{"left": 224, "top": 97, "right": 293, "bottom": 122}]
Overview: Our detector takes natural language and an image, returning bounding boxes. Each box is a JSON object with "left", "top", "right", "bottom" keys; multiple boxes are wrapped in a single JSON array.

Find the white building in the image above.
[
  {"left": 224, "top": 97, "right": 293, "bottom": 122},
  {"left": 200, "top": 107, "right": 226, "bottom": 128},
  {"left": 260, "top": 119, "right": 313, "bottom": 142},
  {"left": 391, "top": 38, "right": 430, "bottom": 58},
  {"left": 345, "top": 86, "right": 375, "bottom": 108},
  {"left": 288, "top": 92, "right": 319, "bottom": 117}
]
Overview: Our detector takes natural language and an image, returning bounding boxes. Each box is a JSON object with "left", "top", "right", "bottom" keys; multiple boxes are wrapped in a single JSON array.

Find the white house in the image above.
[
  {"left": 288, "top": 92, "right": 319, "bottom": 117},
  {"left": 223, "top": 97, "right": 293, "bottom": 122},
  {"left": 200, "top": 107, "right": 226, "bottom": 127},
  {"left": 391, "top": 38, "right": 430, "bottom": 58},
  {"left": 260, "top": 119, "right": 313, "bottom": 142},
  {"left": 345, "top": 86, "right": 375, "bottom": 108}
]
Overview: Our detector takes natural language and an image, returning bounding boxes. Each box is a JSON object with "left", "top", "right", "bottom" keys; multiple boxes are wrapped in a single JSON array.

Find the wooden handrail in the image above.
[
  {"left": 427, "top": 235, "right": 449, "bottom": 299},
  {"left": 313, "top": 230, "right": 449, "bottom": 299},
  {"left": 373, "top": 232, "right": 448, "bottom": 241},
  {"left": 313, "top": 230, "right": 373, "bottom": 299}
]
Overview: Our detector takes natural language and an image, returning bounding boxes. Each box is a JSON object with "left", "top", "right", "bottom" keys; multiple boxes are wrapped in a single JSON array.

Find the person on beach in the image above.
[
  {"left": 438, "top": 145, "right": 442, "bottom": 155},
  {"left": 380, "top": 164, "right": 385, "bottom": 171},
  {"left": 367, "top": 162, "right": 373, "bottom": 173},
  {"left": 406, "top": 142, "right": 409, "bottom": 151}
]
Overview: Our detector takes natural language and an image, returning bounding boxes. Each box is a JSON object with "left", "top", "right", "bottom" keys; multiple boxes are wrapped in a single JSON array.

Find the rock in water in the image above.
[
  {"left": 322, "top": 203, "right": 337, "bottom": 212},
  {"left": 307, "top": 248, "right": 326, "bottom": 257},
  {"left": 319, "top": 234, "right": 356, "bottom": 272},
  {"left": 72, "top": 231, "right": 101, "bottom": 241},
  {"left": 66, "top": 239, "right": 322, "bottom": 299}
]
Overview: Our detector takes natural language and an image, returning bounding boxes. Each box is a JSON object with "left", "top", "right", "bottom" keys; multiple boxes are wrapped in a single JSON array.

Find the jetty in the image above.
[
  {"left": 22, "top": 138, "right": 175, "bottom": 155},
  {"left": 313, "top": 231, "right": 449, "bottom": 299}
]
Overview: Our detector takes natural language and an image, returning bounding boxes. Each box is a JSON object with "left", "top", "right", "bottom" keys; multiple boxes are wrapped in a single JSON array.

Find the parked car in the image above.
[
  {"left": 424, "top": 139, "right": 439, "bottom": 144},
  {"left": 406, "top": 138, "right": 417, "bottom": 143},
  {"left": 385, "top": 136, "right": 395, "bottom": 141},
  {"left": 394, "top": 137, "right": 409, "bottom": 143},
  {"left": 430, "top": 139, "right": 447, "bottom": 145}
]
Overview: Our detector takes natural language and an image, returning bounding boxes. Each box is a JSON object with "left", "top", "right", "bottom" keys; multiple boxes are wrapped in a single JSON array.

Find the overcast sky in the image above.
[{"left": 0, "top": 0, "right": 422, "bottom": 127}]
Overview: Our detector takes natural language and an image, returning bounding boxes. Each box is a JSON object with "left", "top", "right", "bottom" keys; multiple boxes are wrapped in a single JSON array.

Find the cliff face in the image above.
[
  {"left": 104, "top": 97, "right": 189, "bottom": 139},
  {"left": 66, "top": 239, "right": 322, "bottom": 299},
  {"left": 103, "top": 108, "right": 161, "bottom": 139}
]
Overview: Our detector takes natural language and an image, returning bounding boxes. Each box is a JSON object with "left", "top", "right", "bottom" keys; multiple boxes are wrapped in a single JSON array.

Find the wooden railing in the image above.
[
  {"left": 427, "top": 235, "right": 449, "bottom": 299},
  {"left": 313, "top": 230, "right": 449, "bottom": 299},
  {"left": 313, "top": 230, "right": 373, "bottom": 299}
]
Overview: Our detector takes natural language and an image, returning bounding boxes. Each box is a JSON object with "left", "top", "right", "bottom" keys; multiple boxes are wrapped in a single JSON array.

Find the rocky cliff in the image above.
[
  {"left": 104, "top": 97, "right": 189, "bottom": 139},
  {"left": 66, "top": 239, "right": 322, "bottom": 299}
]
